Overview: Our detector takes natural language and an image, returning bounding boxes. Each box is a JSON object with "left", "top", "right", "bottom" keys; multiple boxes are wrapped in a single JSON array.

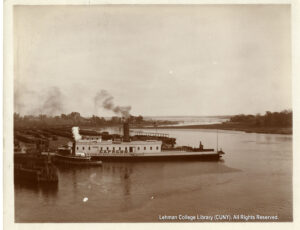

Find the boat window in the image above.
[
  {"left": 119, "top": 147, "right": 121, "bottom": 150},
  {"left": 138, "top": 147, "right": 140, "bottom": 150},
  {"left": 156, "top": 146, "right": 159, "bottom": 150},
  {"left": 83, "top": 147, "right": 85, "bottom": 150},
  {"left": 88, "top": 147, "right": 90, "bottom": 150},
  {"left": 100, "top": 147, "right": 102, "bottom": 150},
  {"left": 150, "top": 147, "right": 152, "bottom": 150},
  {"left": 144, "top": 147, "right": 146, "bottom": 150},
  {"left": 107, "top": 147, "right": 109, "bottom": 150},
  {"left": 77, "top": 147, "right": 79, "bottom": 150}
]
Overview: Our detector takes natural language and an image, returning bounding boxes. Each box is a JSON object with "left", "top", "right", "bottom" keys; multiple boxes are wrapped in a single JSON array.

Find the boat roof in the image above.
[{"left": 75, "top": 140, "right": 162, "bottom": 145}]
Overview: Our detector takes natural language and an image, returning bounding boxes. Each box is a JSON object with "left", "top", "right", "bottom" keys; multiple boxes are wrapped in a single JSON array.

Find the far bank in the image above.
[{"left": 139, "top": 123, "right": 292, "bottom": 135}]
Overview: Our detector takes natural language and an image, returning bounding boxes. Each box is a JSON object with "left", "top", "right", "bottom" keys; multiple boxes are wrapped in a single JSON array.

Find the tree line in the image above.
[
  {"left": 229, "top": 110, "right": 292, "bottom": 127},
  {"left": 14, "top": 112, "right": 176, "bottom": 128}
]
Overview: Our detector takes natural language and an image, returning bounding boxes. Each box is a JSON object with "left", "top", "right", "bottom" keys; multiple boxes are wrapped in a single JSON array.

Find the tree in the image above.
[{"left": 136, "top": 115, "right": 144, "bottom": 123}]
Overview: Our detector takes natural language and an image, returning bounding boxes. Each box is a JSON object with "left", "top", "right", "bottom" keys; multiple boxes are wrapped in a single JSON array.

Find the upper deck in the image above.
[{"left": 74, "top": 140, "right": 163, "bottom": 155}]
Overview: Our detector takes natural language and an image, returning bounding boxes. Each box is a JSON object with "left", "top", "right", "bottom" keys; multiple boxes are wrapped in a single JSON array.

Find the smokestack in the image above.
[
  {"left": 123, "top": 121, "right": 130, "bottom": 142},
  {"left": 72, "top": 142, "right": 76, "bottom": 155}
]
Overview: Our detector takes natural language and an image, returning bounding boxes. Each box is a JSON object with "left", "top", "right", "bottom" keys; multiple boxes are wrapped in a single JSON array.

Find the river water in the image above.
[
  {"left": 144, "top": 116, "right": 229, "bottom": 126},
  {"left": 14, "top": 129, "right": 292, "bottom": 222}
]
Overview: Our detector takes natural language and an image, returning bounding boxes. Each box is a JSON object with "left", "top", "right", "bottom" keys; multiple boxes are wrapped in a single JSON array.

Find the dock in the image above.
[{"left": 131, "top": 131, "right": 169, "bottom": 138}]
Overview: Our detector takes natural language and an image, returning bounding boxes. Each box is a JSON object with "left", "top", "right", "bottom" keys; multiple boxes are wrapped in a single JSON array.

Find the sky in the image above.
[{"left": 14, "top": 5, "right": 291, "bottom": 117}]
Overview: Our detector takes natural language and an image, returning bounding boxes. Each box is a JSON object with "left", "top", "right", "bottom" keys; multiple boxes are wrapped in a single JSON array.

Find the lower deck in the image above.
[{"left": 86, "top": 150, "right": 219, "bottom": 156}]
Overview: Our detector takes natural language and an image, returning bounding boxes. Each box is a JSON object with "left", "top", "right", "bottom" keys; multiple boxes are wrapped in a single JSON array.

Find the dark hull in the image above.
[{"left": 91, "top": 153, "right": 222, "bottom": 162}]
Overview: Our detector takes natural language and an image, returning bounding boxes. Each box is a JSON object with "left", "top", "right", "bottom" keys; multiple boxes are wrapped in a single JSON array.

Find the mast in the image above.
[{"left": 216, "top": 129, "right": 219, "bottom": 152}]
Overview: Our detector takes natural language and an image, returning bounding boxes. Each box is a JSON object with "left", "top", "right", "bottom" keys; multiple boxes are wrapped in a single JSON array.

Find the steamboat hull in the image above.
[{"left": 91, "top": 153, "right": 222, "bottom": 162}]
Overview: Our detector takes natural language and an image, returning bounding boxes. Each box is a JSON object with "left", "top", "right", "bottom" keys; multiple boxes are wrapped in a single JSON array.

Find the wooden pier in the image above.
[{"left": 131, "top": 131, "right": 169, "bottom": 138}]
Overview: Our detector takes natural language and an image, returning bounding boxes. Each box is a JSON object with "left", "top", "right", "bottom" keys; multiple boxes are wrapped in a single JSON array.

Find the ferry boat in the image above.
[{"left": 64, "top": 123, "right": 225, "bottom": 162}]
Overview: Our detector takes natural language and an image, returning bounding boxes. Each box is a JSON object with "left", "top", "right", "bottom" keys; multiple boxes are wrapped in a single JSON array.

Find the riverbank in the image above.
[{"left": 142, "top": 123, "right": 292, "bottom": 135}]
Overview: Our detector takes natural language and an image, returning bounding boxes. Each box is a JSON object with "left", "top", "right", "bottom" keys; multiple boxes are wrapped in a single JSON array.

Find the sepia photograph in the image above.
[{"left": 4, "top": 1, "right": 297, "bottom": 225}]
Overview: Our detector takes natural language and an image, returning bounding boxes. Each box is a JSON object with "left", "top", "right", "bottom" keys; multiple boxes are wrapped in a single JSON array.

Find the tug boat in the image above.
[{"left": 54, "top": 151, "right": 102, "bottom": 166}]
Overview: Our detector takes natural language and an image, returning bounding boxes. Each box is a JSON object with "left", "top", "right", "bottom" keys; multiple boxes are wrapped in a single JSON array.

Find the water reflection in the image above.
[
  {"left": 14, "top": 180, "right": 58, "bottom": 197},
  {"left": 254, "top": 133, "right": 293, "bottom": 145},
  {"left": 100, "top": 163, "right": 134, "bottom": 196},
  {"left": 55, "top": 161, "right": 238, "bottom": 202}
]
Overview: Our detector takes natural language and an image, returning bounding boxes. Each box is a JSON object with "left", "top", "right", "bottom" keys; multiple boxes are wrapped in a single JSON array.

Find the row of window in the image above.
[
  {"left": 76, "top": 146, "right": 159, "bottom": 151},
  {"left": 83, "top": 137, "right": 100, "bottom": 140}
]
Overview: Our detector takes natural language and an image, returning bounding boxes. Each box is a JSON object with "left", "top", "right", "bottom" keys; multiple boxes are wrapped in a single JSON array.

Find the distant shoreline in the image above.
[{"left": 138, "top": 123, "right": 292, "bottom": 135}]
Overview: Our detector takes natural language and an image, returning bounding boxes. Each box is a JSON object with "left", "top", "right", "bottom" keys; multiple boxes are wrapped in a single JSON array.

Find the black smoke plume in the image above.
[
  {"left": 94, "top": 90, "right": 131, "bottom": 118},
  {"left": 41, "top": 87, "right": 63, "bottom": 116},
  {"left": 14, "top": 87, "right": 63, "bottom": 116}
]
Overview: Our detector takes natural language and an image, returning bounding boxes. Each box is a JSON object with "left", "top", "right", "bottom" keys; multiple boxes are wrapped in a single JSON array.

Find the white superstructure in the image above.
[{"left": 74, "top": 139, "right": 162, "bottom": 156}]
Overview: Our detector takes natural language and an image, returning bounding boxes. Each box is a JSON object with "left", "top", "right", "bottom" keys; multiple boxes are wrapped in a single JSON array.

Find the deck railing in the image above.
[
  {"left": 131, "top": 131, "right": 169, "bottom": 138},
  {"left": 86, "top": 151, "right": 144, "bottom": 156}
]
